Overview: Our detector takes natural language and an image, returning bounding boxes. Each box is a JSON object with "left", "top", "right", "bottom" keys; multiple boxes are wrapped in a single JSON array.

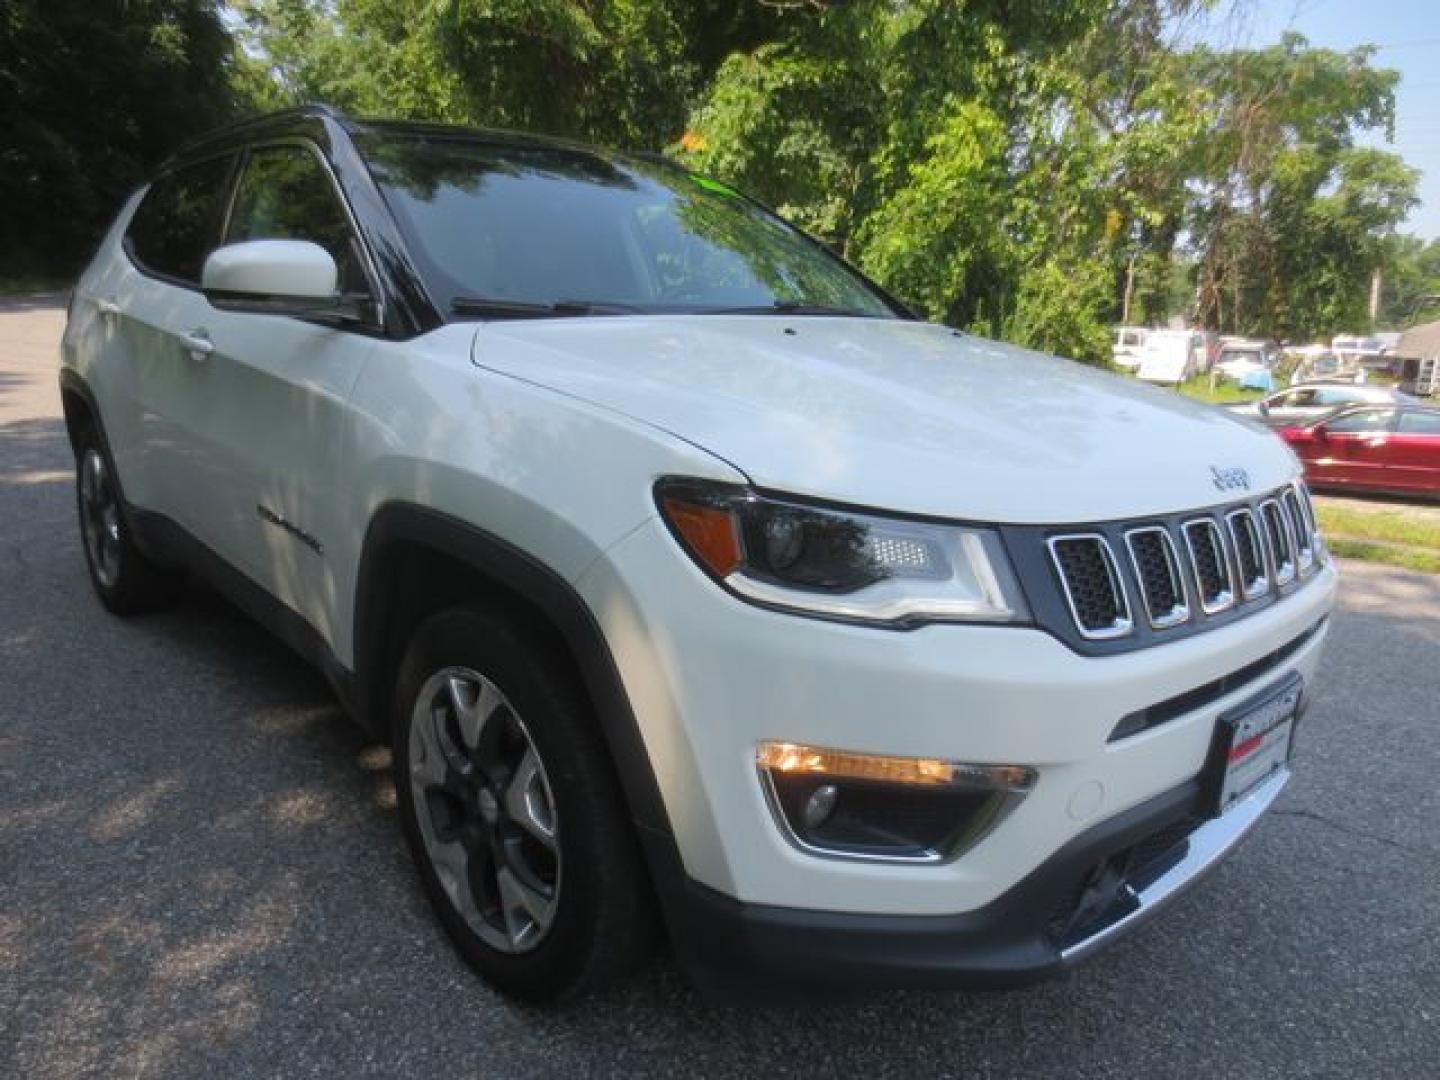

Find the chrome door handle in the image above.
[
  {"left": 180, "top": 328, "right": 214, "bottom": 360},
  {"left": 97, "top": 297, "right": 121, "bottom": 317}
]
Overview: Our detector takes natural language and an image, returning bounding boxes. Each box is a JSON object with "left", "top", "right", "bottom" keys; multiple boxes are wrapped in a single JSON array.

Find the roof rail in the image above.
[{"left": 165, "top": 103, "right": 352, "bottom": 165}]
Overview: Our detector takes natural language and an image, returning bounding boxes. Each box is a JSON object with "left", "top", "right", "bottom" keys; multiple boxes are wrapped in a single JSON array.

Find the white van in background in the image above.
[
  {"left": 1112, "top": 326, "right": 1148, "bottom": 370},
  {"left": 1136, "top": 329, "right": 1203, "bottom": 384}
]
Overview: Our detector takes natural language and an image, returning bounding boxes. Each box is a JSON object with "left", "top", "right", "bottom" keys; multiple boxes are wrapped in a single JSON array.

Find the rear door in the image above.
[
  {"left": 112, "top": 155, "right": 237, "bottom": 530},
  {"left": 1387, "top": 411, "right": 1440, "bottom": 494},
  {"left": 185, "top": 142, "right": 383, "bottom": 641},
  {"left": 1314, "top": 407, "right": 1399, "bottom": 491}
]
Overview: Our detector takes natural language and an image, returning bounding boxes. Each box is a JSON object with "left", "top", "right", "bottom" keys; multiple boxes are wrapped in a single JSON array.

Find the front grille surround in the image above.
[
  {"left": 1029, "top": 481, "right": 1324, "bottom": 653},
  {"left": 1226, "top": 508, "right": 1271, "bottom": 600},
  {"left": 1260, "top": 498, "right": 1297, "bottom": 586},
  {"left": 1046, "top": 534, "right": 1133, "bottom": 641},
  {"left": 1281, "top": 488, "right": 1314, "bottom": 571},
  {"left": 1124, "top": 526, "right": 1189, "bottom": 629},
  {"left": 1181, "top": 518, "right": 1236, "bottom": 614}
]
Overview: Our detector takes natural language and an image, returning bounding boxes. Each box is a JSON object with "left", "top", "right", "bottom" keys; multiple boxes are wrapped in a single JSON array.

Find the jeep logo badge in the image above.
[{"left": 1211, "top": 466, "right": 1250, "bottom": 492}]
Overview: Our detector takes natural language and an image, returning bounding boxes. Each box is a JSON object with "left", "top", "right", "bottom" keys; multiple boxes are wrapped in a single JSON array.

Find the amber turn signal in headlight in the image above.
[{"left": 756, "top": 741, "right": 1034, "bottom": 792}]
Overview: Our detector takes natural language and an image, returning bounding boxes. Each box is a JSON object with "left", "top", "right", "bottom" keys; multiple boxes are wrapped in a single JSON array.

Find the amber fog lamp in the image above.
[{"left": 756, "top": 741, "right": 1035, "bottom": 863}]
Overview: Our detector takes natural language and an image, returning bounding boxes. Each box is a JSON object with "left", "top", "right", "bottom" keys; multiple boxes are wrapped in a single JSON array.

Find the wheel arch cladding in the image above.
[{"left": 353, "top": 502, "right": 675, "bottom": 842}]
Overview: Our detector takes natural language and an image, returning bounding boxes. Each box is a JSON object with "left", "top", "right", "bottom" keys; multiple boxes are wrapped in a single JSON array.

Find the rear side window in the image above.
[
  {"left": 126, "top": 156, "right": 234, "bottom": 284},
  {"left": 224, "top": 145, "right": 368, "bottom": 293},
  {"left": 1398, "top": 411, "right": 1440, "bottom": 435},
  {"left": 1325, "top": 408, "right": 1395, "bottom": 433}
]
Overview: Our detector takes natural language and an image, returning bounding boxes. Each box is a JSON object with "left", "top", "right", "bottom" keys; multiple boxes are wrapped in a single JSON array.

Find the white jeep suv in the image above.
[{"left": 60, "top": 107, "right": 1335, "bottom": 1002}]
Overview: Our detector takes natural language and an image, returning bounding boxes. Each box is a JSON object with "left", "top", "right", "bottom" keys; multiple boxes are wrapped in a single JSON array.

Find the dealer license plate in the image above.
[{"left": 1215, "top": 675, "right": 1301, "bottom": 814}]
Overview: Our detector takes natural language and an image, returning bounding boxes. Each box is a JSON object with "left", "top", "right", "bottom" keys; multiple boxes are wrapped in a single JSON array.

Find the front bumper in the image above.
[{"left": 657, "top": 766, "right": 1290, "bottom": 992}]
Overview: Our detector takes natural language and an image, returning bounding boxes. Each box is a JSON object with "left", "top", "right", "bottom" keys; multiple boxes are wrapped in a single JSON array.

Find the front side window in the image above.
[
  {"left": 358, "top": 133, "right": 898, "bottom": 319},
  {"left": 1324, "top": 408, "right": 1395, "bottom": 434},
  {"left": 225, "top": 145, "right": 368, "bottom": 293},
  {"left": 126, "top": 155, "right": 234, "bottom": 284}
]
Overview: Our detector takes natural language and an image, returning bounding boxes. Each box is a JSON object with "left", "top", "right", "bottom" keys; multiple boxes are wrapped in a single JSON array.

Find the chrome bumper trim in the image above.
[{"left": 1060, "top": 768, "right": 1290, "bottom": 965}]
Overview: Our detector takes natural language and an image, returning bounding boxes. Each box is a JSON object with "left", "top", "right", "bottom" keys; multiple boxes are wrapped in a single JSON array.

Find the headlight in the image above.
[{"left": 655, "top": 478, "right": 1028, "bottom": 628}]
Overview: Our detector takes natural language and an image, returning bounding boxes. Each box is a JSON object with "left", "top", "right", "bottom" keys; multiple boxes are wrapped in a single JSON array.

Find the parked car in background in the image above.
[
  {"left": 1112, "top": 325, "right": 1147, "bottom": 370},
  {"left": 1331, "top": 334, "right": 1387, "bottom": 371},
  {"left": 1291, "top": 351, "right": 1364, "bottom": 386},
  {"left": 1135, "top": 328, "right": 1204, "bottom": 383},
  {"left": 1279, "top": 404, "right": 1440, "bottom": 498},
  {"left": 1225, "top": 384, "right": 1401, "bottom": 428},
  {"left": 1215, "top": 340, "right": 1273, "bottom": 385}
]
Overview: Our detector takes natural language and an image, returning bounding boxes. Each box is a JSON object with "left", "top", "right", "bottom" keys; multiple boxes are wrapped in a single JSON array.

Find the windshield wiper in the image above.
[
  {"left": 712, "top": 300, "right": 877, "bottom": 317},
  {"left": 451, "top": 297, "right": 646, "bottom": 319}
]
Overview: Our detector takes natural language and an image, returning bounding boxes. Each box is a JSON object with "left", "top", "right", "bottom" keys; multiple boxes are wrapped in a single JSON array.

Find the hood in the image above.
[{"left": 470, "top": 316, "right": 1297, "bottom": 524}]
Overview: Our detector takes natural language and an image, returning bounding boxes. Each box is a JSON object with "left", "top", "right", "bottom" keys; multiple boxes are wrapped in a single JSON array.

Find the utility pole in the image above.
[{"left": 1369, "top": 268, "right": 1382, "bottom": 326}]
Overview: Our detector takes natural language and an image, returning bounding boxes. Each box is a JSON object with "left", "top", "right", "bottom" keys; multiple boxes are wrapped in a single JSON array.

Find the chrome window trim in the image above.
[
  {"left": 1225, "top": 508, "right": 1271, "bottom": 600},
  {"left": 1181, "top": 517, "right": 1237, "bottom": 615},
  {"left": 1123, "top": 526, "right": 1190, "bottom": 630},
  {"left": 1047, "top": 534, "right": 1134, "bottom": 640}
]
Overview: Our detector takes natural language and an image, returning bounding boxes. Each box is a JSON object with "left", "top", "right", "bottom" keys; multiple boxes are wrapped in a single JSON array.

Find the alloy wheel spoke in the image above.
[
  {"left": 430, "top": 838, "right": 482, "bottom": 922},
  {"left": 495, "top": 863, "right": 554, "bottom": 947},
  {"left": 503, "top": 746, "right": 557, "bottom": 850}
]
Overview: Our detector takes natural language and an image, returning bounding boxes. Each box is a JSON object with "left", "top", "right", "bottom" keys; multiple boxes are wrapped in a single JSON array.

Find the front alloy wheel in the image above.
[
  {"left": 408, "top": 667, "right": 560, "bottom": 953},
  {"left": 393, "top": 608, "right": 651, "bottom": 1001}
]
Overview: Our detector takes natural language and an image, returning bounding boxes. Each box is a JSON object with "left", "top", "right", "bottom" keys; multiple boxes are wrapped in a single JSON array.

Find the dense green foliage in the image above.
[
  {"left": 0, "top": 0, "right": 236, "bottom": 277},
  {"left": 4, "top": 0, "right": 1426, "bottom": 361},
  {"left": 1380, "top": 236, "right": 1440, "bottom": 327}
]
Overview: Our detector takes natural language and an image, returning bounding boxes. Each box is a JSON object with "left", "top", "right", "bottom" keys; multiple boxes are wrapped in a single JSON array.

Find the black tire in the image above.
[
  {"left": 73, "top": 426, "right": 183, "bottom": 614},
  {"left": 392, "top": 606, "right": 651, "bottom": 1002}
]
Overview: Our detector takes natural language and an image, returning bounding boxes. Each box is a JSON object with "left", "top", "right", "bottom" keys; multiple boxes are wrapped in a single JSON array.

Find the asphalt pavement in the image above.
[{"left": 2, "top": 296, "right": 1437, "bottom": 1078}]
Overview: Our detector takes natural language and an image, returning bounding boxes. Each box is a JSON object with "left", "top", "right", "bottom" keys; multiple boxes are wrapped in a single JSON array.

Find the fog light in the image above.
[
  {"left": 756, "top": 741, "right": 1035, "bottom": 863},
  {"left": 803, "top": 783, "right": 839, "bottom": 829}
]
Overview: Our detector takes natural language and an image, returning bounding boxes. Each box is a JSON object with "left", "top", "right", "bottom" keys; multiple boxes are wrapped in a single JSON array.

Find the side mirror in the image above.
[{"left": 202, "top": 240, "right": 344, "bottom": 317}]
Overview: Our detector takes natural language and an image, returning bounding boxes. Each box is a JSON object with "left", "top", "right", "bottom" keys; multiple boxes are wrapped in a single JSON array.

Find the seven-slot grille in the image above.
[{"left": 1047, "top": 482, "right": 1321, "bottom": 642}]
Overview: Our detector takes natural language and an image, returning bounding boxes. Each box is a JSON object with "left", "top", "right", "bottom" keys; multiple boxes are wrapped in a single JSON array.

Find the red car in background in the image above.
[{"left": 1277, "top": 404, "right": 1440, "bottom": 498}]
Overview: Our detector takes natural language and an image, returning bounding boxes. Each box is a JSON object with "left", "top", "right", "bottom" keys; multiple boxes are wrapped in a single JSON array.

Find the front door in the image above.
[{"left": 185, "top": 142, "right": 383, "bottom": 647}]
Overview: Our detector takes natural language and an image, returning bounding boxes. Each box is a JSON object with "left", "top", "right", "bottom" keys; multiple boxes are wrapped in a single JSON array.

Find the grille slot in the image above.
[
  {"left": 1226, "top": 508, "right": 1270, "bottom": 600},
  {"left": 1182, "top": 518, "right": 1235, "bottom": 614},
  {"left": 1124, "top": 527, "right": 1189, "bottom": 629},
  {"left": 1281, "top": 487, "right": 1314, "bottom": 571},
  {"left": 1048, "top": 535, "right": 1132, "bottom": 640},
  {"left": 1260, "top": 498, "right": 1296, "bottom": 586}
]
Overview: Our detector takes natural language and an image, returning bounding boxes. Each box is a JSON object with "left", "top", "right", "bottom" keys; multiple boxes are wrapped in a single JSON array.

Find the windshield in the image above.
[{"left": 358, "top": 132, "right": 899, "bottom": 319}]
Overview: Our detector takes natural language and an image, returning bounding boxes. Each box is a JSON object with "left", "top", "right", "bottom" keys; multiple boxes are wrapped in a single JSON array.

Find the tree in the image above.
[{"left": 0, "top": 0, "right": 238, "bottom": 277}]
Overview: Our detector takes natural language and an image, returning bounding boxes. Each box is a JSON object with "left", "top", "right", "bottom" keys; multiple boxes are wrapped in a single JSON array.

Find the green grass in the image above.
[
  {"left": 1315, "top": 504, "right": 1440, "bottom": 551},
  {"left": 1325, "top": 538, "right": 1440, "bottom": 575},
  {"left": 1174, "top": 375, "right": 1264, "bottom": 404}
]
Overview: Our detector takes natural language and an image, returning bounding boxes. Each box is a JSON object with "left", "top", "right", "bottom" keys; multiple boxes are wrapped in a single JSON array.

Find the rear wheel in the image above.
[
  {"left": 74, "top": 430, "right": 182, "bottom": 614},
  {"left": 393, "top": 607, "right": 650, "bottom": 1001}
]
